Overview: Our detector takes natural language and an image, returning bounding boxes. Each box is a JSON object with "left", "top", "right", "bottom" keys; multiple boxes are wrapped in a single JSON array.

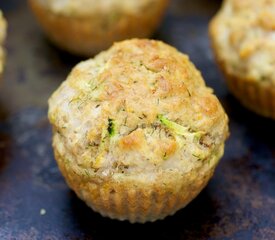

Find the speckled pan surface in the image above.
[{"left": 0, "top": 0, "right": 275, "bottom": 239}]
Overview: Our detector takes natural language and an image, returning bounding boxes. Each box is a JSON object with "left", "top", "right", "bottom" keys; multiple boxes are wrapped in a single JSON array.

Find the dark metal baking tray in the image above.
[{"left": 0, "top": 0, "right": 274, "bottom": 239}]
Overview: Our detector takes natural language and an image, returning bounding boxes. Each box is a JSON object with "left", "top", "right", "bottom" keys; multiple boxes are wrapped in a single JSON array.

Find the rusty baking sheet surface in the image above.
[{"left": 0, "top": 0, "right": 275, "bottom": 239}]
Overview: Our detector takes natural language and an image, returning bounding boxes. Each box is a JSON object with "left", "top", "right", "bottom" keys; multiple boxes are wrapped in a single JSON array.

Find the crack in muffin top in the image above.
[{"left": 48, "top": 39, "right": 228, "bottom": 176}]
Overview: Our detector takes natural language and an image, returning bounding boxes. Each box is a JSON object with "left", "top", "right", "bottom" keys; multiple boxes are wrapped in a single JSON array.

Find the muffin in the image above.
[
  {"left": 48, "top": 39, "right": 229, "bottom": 223},
  {"left": 0, "top": 10, "right": 7, "bottom": 78},
  {"left": 29, "top": 0, "right": 169, "bottom": 56},
  {"left": 209, "top": 0, "right": 275, "bottom": 119}
]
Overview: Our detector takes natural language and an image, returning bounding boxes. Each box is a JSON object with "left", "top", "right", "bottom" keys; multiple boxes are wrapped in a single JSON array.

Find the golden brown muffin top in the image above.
[
  {"left": 48, "top": 39, "right": 228, "bottom": 177},
  {"left": 210, "top": 0, "right": 275, "bottom": 85},
  {"left": 36, "top": 0, "right": 165, "bottom": 16},
  {"left": 0, "top": 11, "right": 7, "bottom": 75}
]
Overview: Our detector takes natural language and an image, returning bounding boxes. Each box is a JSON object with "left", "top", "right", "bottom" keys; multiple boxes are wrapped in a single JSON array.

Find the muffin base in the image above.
[
  {"left": 213, "top": 54, "right": 275, "bottom": 119},
  {"left": 29, "top": 0, "right": 169, "bottom": 56},
  {"left": 0, "top": 43, "right": 5, "bottom": 80},
  {"left": 223, "top": 71, "right": 275, "bottom": 119},
  {"left": 53, "top": 141, "right": 224, "bottom": 223}
]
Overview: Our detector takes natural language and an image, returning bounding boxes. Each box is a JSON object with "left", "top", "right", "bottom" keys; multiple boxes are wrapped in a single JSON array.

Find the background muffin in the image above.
[
  {"left": 48, "top": 39, "right": 229, "bottom": 223},
  {"left": 0, "top": 10, "right": 7, "bottom": 78},
  {"left": 209, "top": 0, "right": 275, "bottom": 119},
  {"left": 29, "top": 0, "right": 169, "bottom": 56}
]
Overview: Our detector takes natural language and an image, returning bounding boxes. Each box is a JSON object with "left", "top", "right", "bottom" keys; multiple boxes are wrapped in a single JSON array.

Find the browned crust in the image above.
[
  {"left": 209, "top": 17, "right": 275, "bottom": 119},
  {"left": 54, "top": 144, "right": 223, "bottom": 223},
  {"left": 29, "top": 0, "right": 169, "bottom": 56}
]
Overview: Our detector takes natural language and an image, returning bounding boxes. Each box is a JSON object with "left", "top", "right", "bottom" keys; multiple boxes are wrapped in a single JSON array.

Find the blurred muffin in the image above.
[
  {"left": 29, "top": 0, "right": 169, "bottom": 56},
  {"left": 0, "top": 11, "right": 7, "bottom": 78},
  {"left": 48, "top": 39, "right": 229, "bottom": 223},
  {"left": 210, "top": 0, "right": 275, "bottom": 119}
]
